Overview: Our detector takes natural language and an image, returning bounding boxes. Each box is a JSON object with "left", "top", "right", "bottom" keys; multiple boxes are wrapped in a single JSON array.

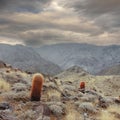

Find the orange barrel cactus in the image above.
[
  {"left": 80, "top": 81, "right": 85, "bottom": 93},
  {"left": 30, "top": 73, "right": 44, "bottom": 101}
]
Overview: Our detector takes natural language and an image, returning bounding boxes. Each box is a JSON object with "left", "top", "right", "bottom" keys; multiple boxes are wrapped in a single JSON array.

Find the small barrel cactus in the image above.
[{"left": 80, "top": 82, "right": 85, "bottom": 93}]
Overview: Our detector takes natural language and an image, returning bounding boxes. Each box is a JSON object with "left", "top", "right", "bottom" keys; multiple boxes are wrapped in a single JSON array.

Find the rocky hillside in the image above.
[
  {"left": 98, "top": 64, "right": 120, "bottom": 75},
  {"left": 0, "top": 65, "right": 120, "bottom": 120},
  {"left": 35, "top": 43, "right": 120, "bottom": 74},
  {"left": 0, "top": 44, "right": 62, "bottom": 75}
]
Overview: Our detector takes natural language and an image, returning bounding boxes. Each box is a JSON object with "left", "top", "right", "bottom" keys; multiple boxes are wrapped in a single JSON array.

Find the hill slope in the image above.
[
  {"left": 35, "top": 43, "right": 120, "bottom": 74},
  {"left": 0, "top": 44, "right": 62, "bottom": 75},
  {"left": 98, "top": 64, "right": 120, "bottom": 75},
  {"left": 0, "top": 65, "right": 120, "bottom": 120}
]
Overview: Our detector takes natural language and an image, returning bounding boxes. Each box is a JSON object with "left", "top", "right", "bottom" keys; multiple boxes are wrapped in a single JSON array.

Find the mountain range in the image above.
[
  {"left": 0, "top": 44, "right": 62, "bottom": 75},
  {"left": 35, "top": 43, "right": 120, "bottom": 74},
  {"left": 1, "top": 43, "right": 120, "bottom": 75}
]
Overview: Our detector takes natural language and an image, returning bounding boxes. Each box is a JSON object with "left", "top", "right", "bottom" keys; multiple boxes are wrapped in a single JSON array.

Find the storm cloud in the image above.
[
  {"left": 0, "top": 0, "right": 120, "bottom": 46},
  {"left": 60, "top": 0, "right": 120, "bottom": 32},
  {"left": 0, "top": 0, "right": 52, "bottom": 13}
]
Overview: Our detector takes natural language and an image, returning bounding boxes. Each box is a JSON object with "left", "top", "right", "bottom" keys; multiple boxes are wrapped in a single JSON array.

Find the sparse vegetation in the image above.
[
  {"left": 18, "top": 110, "right": 36, "bottom": 120},
  {"left": 47, "top": 90, "right": 61, "bottom": 101},
  {"left": 11, "top": 83, "right": 27, "bottom": 92},
  {"left": 0, "top": 78, "right": 10, "bottom": 92},
  {"left": 78, "top": 102, "right": 98, "bottom": 114},
  {"left": 0, "top": 63, "right": 120, "bottom": 120},
  {"left": 2, "top": 91, "right": 29, "bottom": 102}
]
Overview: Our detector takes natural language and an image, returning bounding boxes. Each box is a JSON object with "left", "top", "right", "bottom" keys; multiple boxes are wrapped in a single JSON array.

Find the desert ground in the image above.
[{"left": 0, "top": 65, "right": 120, "bottom": 120}]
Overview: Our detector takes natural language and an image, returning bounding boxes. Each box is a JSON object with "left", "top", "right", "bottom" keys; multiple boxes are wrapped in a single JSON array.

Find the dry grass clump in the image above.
[
  {"left": 98, "top": 97, "right": 114, "bottom": 108},
  {"left": 47, "top": 90, "right": 61, "bottom": 102},
  {"left": 11, "top": 83, "right": 27, "bottom": 92},
  {"left": 62, "top": 85, "right": 76, "bottom": 91},
  {"left": 78, "top": 102, "right": 97, "bottom": 114},
  {"left": 98, "top": 110, "right": 115, "bottom": 120},
  {"left": 47, "top": 102, "right": 66, "bottom": 116},
  {"left": 65, "top": 110, "right": 81, "bottom": 120},
  {"left": 18, "top": 110, "right": 36, "bottom": 120},
  {"left": 2, "top": 91, "right": 29, "bottom": 102},
  {"left": 80, "top": 94, "right": 98, "bottom": 103},
  {"left": 4, "top": 71, "right": 31, "bottom": 85},
  {"left": 77, "top": 92, "right": 84, "bottom": 97},
  {"left": 49, "top": 104, "right": 63, "bottom": 116},
  {"left": 65, "top": 112, "right": 76, "bottom": 120},
  {"left": 45, "top": 82, "right": 56, "bottom": 89},
  {"left": 107, "top": 105, "right": 120, "bottom": 119},
  {"left": 0, "top": 78, "right": 11, "bottom": 92},
  {"left": 64, "top": 102, "right": 81, "bottom": 120},
  {"left": 0, "top": 110, "right": 17, "bottom": 120}
]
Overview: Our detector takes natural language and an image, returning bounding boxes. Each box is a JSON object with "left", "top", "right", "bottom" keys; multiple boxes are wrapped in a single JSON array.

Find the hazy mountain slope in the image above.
[
  {"left": 35, "top": 43, "right": 120, "bottom": 74},
  {"left": 0, "top": 44, "right": 62, "bottom": 75},
  {"left": 98, "top": 64, "right": 120, "bottom": 75}
]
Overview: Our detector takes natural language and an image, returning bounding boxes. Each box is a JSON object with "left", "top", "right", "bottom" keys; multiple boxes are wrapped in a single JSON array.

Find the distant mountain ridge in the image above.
[
  {"left": 35, "top": 43, "right": 120, "bottom": 74},
  {"left": 98, "top": 64, "right": 120, "bottom": 75},
  {"left": 66, "top": 65, "right": 89, "bottom": 74},
  {"left": 0, "top": 44, "right": 62, "bottom": 75}
]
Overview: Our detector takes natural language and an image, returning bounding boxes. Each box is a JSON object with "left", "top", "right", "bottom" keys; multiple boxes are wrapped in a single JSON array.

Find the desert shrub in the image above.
[
  {"left": 49, "top": 104, "right": 63, "bottom": 116},
  {"left": 47, "top": 102, "right": 66, "bottom": 116},
  {"left": 77, "top": 92, "right": 84, "bottom": 97},
  {"left": 62, "top": 85, "right": 76, "bottom": 91},
  {"left": 0, "top": 110, "right": 17, "bottom": 120},
  {"left": 2, "top": 91, "right": 29, "bottom": 102},
  {"left": 78, "top": 102, "right": 97, "bottom": 114},
  {"left": 4, "top": 72, "right": 31, "bottom": 84},
  {"left": 98, "top": 97, "right": 114, "bottom": 109},
  {"left": 80, "top": 94, "right": 98, "bottom": 102},
  {"left": 11, "top": 83, "right": 27, "bottom": 92},
  {"left": 45, "top": 82, "right": 56, "bottom": 89},
  {"left": 47, "top": 90, "right": 61, "bottom": 102},
  {"left": 18, "top": 110, "right": 36, "bottom": 120},
  {"left": 74, "top": 101, "right": 80, "bottom": 106}
]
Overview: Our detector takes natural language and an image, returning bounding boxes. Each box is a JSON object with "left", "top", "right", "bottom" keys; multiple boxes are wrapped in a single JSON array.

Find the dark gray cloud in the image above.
[
  {"left": 0, "top": 0, "right": 52, "bottom": 13},
  {"left": 19, "top": 29, "right": 76, "bottom": 46},
  {"left": 0, "top": 0, "right": 120, "bottom": 46},
  {"left": 59, "top": 0, "right": 120, "bottom": 35},
  {"left": 62, "top": 0, "right": 120, "bottom": 16}
]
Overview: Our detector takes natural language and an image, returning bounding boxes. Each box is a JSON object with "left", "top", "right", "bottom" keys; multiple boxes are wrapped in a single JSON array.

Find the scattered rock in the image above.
[
  {"left": 0, "top": 102, "right": 10, "bottom": 110},
  {"left": 114, "top": 98, "right": 120, "bottom": 104}
]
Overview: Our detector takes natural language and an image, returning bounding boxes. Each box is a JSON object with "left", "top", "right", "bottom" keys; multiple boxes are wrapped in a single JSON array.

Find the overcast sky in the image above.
[{"left": 0, "top": 0, "right": 120, "bottom": 46}]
